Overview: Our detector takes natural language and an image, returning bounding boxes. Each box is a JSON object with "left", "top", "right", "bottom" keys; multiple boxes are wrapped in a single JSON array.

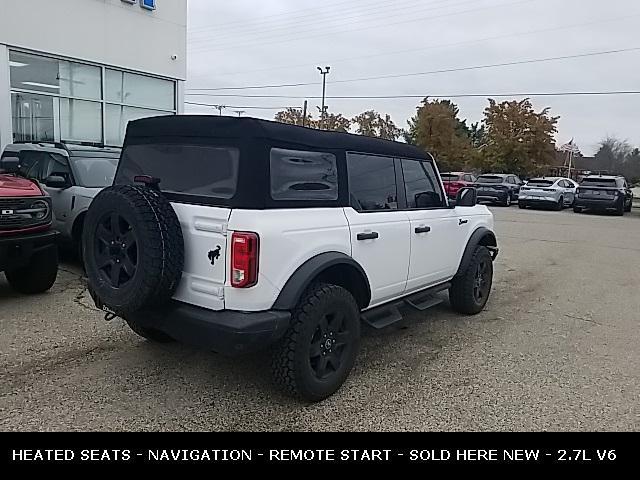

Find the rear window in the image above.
[
  {"left": 581, "top": 178, "right": 618, "bottom": 188},
  {"left": 527, "top": 179, "right": 555, "bottom": 187},
  {"left": 477, "top": 176, "right": 504, "bottom": 184},
  {"left": 115, "top": 144, "right": 239, "bottom": 198},
  {"left": 270, "top": 148, "right": 338, "bottom": 201},
  {"left": 441, "top": 173, "right": 459, "bottom": 181}
]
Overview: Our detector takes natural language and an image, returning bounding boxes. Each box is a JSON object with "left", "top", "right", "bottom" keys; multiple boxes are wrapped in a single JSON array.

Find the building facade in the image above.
[{"left": 0, "top": 0, "right": 187, "bottom": 150}]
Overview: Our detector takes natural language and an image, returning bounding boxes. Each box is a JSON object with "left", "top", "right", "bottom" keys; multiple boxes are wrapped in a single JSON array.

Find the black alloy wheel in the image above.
[
  {"left": 309, "top": 309, "right": 351, "bottom": 380},
  {"left": 95, "top": 212, "right": 138, "bottom": 289},
  {"left": 472, "top": 257, "right": 491, "bottom": 304}
]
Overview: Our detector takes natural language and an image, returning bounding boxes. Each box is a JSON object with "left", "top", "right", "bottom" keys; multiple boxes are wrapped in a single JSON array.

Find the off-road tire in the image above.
[
  {"left": 271, "top": 283, "right": 360, "bottom": 402},
  {"left": 5, "top": 246, "right": 58, "bottom": 294},
  {"left": 83, "top": 185, "right": 184, "bottom": 316},
  {"left": 449, "top": 246, "right": 493, "bottom": 315}
]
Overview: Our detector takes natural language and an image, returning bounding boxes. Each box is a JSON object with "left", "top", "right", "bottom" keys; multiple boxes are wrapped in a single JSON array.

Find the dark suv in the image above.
[
  {"left": 474, "top": 173, "right": 524, "bottom": 207},
  {"left": 574, "top": 175, "right": 633, "bottom": 215}
]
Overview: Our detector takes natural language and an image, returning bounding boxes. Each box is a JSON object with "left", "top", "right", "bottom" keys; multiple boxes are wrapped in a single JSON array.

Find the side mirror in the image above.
[
  {"left": 0, "top": 156, "right": 20, "bottom": 173},
  {"left": 44, "top": 175, "right": 70, "bottom": 189},
  {"left": 455, "top": 186, "right": 477, "bottom": 207}
]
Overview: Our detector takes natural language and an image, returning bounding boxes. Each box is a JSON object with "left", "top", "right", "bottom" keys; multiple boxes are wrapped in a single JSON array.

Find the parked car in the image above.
[
  {"left": 0, "top": 155, "right": 59, "bottom": 294},
  {"left": 441, "top": 172, "right": 476, "bottom": 199},
  {"left": 518, "top": 177, "right": 577, "bottom": 210},
  {"left": 474, "top": 173, "right": 524, "bottom": 207},
  {"left": 82, "top": 116, "right": 499, "bottom": 401},
  {"left": 574, "top": 175, "right": 633, "bottom": 216},
  {"left": 2, "top": 142, "right": 120, "bottom": 255}
]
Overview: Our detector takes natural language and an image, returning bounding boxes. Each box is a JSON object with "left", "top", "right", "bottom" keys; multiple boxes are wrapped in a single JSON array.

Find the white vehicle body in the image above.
[
  {"left": 519, "top": 177, "right": 577, "bottom": 207},
  {"left": 171, "top": 203, "right": 493, "bottom": 313}
]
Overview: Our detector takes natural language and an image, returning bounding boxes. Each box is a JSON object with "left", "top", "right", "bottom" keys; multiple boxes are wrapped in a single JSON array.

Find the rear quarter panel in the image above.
[{"left": 226, "top": 208, "right": 351, "bottom": 311}]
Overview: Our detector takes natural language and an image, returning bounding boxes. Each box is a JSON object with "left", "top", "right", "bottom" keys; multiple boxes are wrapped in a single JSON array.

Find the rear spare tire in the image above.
[{"left": 82, "top": 185, "right": 184, "bottom": 316}]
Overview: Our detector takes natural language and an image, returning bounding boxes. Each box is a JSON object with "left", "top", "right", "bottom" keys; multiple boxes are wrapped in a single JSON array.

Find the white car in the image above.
[
  {"left": 2, "top": 142, "right": 120, "bottom": 253},
  {"left": 82, "top": 116, "right": 499, "bottom": 401},
  {"left": 518, "top": 177, "right": 577, "bottom": 210}
]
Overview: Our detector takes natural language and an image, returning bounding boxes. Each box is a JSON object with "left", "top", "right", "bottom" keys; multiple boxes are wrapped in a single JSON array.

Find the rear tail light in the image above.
[{"left": 231, "top": 231, "right": 259, "bottom": 288}]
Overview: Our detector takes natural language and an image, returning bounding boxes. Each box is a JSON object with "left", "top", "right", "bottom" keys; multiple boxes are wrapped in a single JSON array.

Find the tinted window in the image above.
[
  {"left": 347, "top": 153, "right": 398, "bottom": 211},
  {"left": 401, "top": 159, "right": 444, "bottom": 208},
  {"left": 116, "top": 144, "right": 239, "bottom": 198},
  {"left": 527, "top": 179, "right": 555, "bottom": 187},
  {"left": 270, "top": 148, "right": 338, "bottom": 201},
  {"left": 440, "top": 173, "right": 459, "bottom": 181},
  {"left": 581, "top": 178, "right": 617, "bottom": 188},
  {"left": 72, "top": 156, "right": 119, "bottom": 188},
  {"left": 507, "top": 176, "right": 516, "bottom": 184},
  {"left": 477, "top": 175, "right": 504, "bottom": 184},
  {"left": 464, "top": 174, "right": 474, "bottom": 182}
]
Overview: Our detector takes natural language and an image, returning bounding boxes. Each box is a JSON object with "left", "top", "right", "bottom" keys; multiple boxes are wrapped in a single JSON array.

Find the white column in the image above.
[
  {"left": 0, "top": 44, "right": 12, "bottom": 151},
  {"left": 176, "top": 79, "right": 185, "bottom": 114}
]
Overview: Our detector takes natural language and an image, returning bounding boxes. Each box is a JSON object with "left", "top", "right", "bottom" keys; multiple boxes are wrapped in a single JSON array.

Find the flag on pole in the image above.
[{"left": 559, "top": 138, "right": 581, "bottom": 154}]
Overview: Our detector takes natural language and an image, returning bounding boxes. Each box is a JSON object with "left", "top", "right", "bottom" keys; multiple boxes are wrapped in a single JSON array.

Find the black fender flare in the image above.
[
  {"left": 272, "top": 252, "right": 371, "bottom": 311},
  {"left": 454, "top": 227, "right": 498, "bottom": 278}
]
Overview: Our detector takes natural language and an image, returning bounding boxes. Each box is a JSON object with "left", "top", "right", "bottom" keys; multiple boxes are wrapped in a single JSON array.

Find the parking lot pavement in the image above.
[{"left": 1, "top": 208, "right": 639, "bottom": 432}]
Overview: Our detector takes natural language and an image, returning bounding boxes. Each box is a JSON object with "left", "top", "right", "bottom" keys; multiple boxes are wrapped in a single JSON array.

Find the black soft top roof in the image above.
[{"left": 125, "top": 115, "right": 429, "bottom": 160}]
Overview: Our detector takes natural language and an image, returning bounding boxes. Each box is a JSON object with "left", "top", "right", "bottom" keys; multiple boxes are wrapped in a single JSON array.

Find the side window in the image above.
[
  {"left": 507, "top": 176, "right": 516, "bottom": 185},
  {"left": 270, "top": 148, "right": 338, "bottom": 201},
  {"left": 19, "top": 152, "right": 48, "bottom": 181},
  {"left": 464, "top": 174, "right": 474, "bottom": 182},
  {"left": 401, "top": 159, "right": 444, "bottom": 209},
  {"left": 347, "top": 153, "right": 398, "bottom": 211},
  {"left": 43, "top": 154, "right": 72, "bottom": 182}
]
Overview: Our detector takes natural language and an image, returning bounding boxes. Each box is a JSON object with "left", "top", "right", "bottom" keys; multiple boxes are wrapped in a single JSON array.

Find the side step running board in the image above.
[
  {"left": 361, "top": 306, "right": 403, "bottom": 329},
  {"left": 361, "top": 282, "right": 451, "bottom": 329}
]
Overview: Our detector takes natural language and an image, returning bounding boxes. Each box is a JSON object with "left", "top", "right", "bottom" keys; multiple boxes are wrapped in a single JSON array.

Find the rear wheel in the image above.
[
  {"left": 503, "top": 193, "right": 512, "bottom": 207},
  {"left": 573, "top": 206, "right": 583, "bottom": 213},
  {"left": 624, "top": 199, "right": 632, "bottom": 212},
  {"left": 518, "top": 201, "right": 526, "bottom": 209},
  {"left": 271, "top": 283, "right": 360, "bottom": 402},
  {"left": 554, "top": 197, "right": 563, "bottom": 211},
  {"left": 615, "top": 199, "right": 625, "bottom": 216},
  {"left": 449, "top": 246, "right": 493, "bottom": 315},
  {"left": 5, "top": 246, "right": 58, "bottom": 294}
]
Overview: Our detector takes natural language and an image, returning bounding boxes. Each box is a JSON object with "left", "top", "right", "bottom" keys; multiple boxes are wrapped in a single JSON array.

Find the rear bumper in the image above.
[
  {"left": 0, "top": 230, "right": 58, "bottom": 271},
  {"left": 129, "top": 301, "right": 292, "bottom": 356},
  {"left": 575, "top": 197, "right": 619, "bottom": 210},
  {"left": 477, "top": 191, "right": 508, "bottom": 203},
  {"left": 518, "top": 196, "right": 559, "bottom": 207}
]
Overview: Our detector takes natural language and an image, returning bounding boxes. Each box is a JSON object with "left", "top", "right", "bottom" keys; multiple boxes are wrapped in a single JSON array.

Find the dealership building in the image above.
[{"left": 0, "top": 0, "right": 187, "bottom": 151}]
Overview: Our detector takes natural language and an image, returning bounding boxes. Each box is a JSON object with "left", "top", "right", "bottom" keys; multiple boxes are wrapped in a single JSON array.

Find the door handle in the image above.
[
  {"left": 414, "top": 226, "right": 431, "bottom": 234},
  {"left": 357, "top": 232, "right": 379, "bottom": 241},
  {"left": 458, "top": 219, "right": 468, "bottom": 225}
]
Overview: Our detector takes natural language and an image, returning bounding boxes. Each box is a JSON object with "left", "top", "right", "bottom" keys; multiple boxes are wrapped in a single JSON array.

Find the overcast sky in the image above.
[{"left": 185, "top": 0, "right": 640, "bottom": 155}]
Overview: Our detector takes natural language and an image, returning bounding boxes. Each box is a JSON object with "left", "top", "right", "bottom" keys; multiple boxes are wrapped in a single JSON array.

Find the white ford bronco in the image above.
[{"left": 83, "top": 116, "right": 498, "bottom": 401}]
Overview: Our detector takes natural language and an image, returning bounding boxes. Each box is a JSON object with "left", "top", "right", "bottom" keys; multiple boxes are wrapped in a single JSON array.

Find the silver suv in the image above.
[{"left": 1, "top": 142, "right": 120, "bottom": 253}]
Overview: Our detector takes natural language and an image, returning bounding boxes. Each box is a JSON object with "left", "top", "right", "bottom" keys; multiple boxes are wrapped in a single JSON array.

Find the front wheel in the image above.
[
  {"left": 5, "top": 246, "right": 58, "bottom": 294},
  {"left": 449, "top": 246, "right": 493, "bottom": 315},
  {"left": 271, "top": 283, "right": 360, "bottom": 402},
  {"left": 554, "top": 197, "right": 563, "bottom": 211}
]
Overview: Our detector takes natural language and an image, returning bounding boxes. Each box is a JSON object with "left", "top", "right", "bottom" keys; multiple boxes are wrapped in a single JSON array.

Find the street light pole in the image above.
[
  {"left": 213, "top": 105, "right": 226, "bottom": 116},
  {"left": 317, "top": 66, "right": 330, "bottom": 129}
]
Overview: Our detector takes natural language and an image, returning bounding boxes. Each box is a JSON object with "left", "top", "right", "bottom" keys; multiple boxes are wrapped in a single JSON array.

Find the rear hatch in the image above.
[
  {"left": 475, "top": 176, "right": 506, "bottom": 193},
  {"left": 578, "top": 178, "right": 618, "bottom": 200},
  {"left": 521, "top": 179, "right": 556, "bottom": 197},
  {"left": 115, "top": 143, "right": 240, "bottom": 311}
]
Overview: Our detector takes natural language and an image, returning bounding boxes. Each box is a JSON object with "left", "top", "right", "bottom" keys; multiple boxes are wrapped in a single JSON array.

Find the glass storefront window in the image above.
[
  {"left": 106, "top": 69, "right": 174, "bottom": 110},
  {"left": 11, "top": 92, "right": 55, "bottom": 143},
  {"left": 10, "top": 51, "right": 101, "bottom": 100},
  {"left": 105, "top": 105, "right": 172, "bottom": 146},
  {"left": 59, "top": 99, "right": 103, "bottom": 144}
]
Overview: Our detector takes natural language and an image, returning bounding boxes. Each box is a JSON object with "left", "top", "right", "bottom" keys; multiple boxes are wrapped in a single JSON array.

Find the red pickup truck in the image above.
[{"left": 0, "top": 155, "right": 58, "bottom": 294}]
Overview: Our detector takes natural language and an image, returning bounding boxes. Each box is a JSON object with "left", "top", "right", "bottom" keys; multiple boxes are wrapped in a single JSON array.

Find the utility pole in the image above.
[
  {"left": 317, "top": 66, "right": 330, "bottom": 129},
  {"left": 302, "top": 100, "right": 308, "bottom": 127},
  {"left": 234, "top": 110, "right": 245, "bottom": 117},
  {"left": 213, "top": 105, "right": 226, "bottom": 116}
]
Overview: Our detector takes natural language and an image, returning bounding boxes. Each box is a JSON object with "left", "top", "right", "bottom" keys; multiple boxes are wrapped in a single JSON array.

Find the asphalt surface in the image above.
[{"left": 1, "top": 207, "right": 639, "bottom": 431}]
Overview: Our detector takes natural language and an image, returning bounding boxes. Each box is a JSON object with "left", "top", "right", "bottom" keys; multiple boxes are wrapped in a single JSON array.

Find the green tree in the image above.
[
  {"left": 480, "top": 98, "right": 559, "bottom": 176},
  {"left": 405, "top": 98, "right": 475, "bottom": 171},
  {"left": 352, "top": 110, "right": 403, "bottom": 141},
  {"left": 315, "top": 112, "right": 351, "bottom": 132},
  {"left": 274, "top": 107, "right": 312, "bottom": 127}
]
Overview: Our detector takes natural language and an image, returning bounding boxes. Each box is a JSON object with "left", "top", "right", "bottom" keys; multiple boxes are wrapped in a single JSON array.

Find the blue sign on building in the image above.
[{"left": 121, "top": 0, "right": 156, "bottom": 11}]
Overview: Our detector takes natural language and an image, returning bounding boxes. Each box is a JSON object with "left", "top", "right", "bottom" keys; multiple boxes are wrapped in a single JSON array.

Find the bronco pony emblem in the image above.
[{"left": 208, "top": 246, "right": 221, "bottom": 266}]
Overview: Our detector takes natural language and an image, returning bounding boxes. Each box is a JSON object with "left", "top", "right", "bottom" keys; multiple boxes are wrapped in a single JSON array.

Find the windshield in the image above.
[
  {"left": 72, "top": 156, "right": 119, "bottom": 188},
  {"left": 581, "top": 178, "right": 618, "bottom": 188},
  {"left": 476, "top": 176, "right": 504, "bottom": 184},
  {"left": 527, "top": 179, "right": 555, "bottom": 187}
]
